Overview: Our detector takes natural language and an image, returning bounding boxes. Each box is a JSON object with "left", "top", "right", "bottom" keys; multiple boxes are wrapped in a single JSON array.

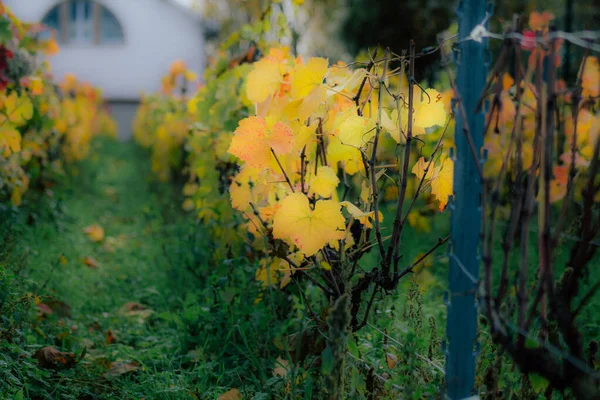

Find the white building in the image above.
[{"left": 5, "top": 0, "right": 208, "bottom": 138}]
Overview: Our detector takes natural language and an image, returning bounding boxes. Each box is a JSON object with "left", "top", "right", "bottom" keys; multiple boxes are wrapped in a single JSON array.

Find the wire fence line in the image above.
[
  {"left": 446, "top": 248, "right": 598, "bottom": 378},
  {"left": 459, "top": 12, "right": 600, "bottom": 53}
]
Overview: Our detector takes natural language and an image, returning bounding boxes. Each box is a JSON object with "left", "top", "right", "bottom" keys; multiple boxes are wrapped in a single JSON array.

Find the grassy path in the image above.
[
  {"left": 1, "top": 137, "right": 459, "bottom": 400},
  {"left": 3, "top": 139, "right": 215, "bottom": 399}
]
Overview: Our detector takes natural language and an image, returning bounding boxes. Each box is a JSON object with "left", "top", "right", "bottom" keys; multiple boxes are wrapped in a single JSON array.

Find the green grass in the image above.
[{"left": 0, "top": 138, "right": 284, "bottom": 399}]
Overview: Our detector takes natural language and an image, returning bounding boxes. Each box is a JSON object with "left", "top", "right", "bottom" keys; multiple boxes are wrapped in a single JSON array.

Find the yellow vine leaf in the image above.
[
  {"left": 0, "top": 125, "right": 22, "bottom": 156},
  {"left": 29, "top": 77, "right": 44, "bottom": 96},
  {"left": 1, "top": 92, "right": 34, "bottom": 127},
  {"left": 229, "top": 166, "right": 266, "bottom": 211},
  {"left": 11, "top": 186, "right": 24, "bottom": 206},
  {"left": 182, "top": 182, "right": 198, "bottom": 197},
  {"left": 321, "top": 261, "right": 333, "bottom": 271},
  {"left": 581, "top": 56, "right": 599, "bottom": 98},
  {"left": 297, "top": 85, "right": 327, "bottom": 121},
  {"left": 337, "top": 114, "right": 375, "bottom": 148},
  {"left": 246, "top": 59, "right": 281, "bottom": 104},
  {"left": 256, "top": 253, "right": 301, "bottom": 289},
  {"left": 309, "top": 166, "right": 340, "bottom": 198},
  {"left": 384, "top": 108, "right": 425, "bottom": 143},
  {"left": 273, "top": 193, "right": 345, "bottom": 256},
  {"left": 256, "top": 258, "right": 281, "bottom": 289},
  {"left": 182, "top": 198, "right": 195, "bottom": 212},
  {"left": 326, "top": 135, "right": 362, "bottom": 175},
  {"left": 411, "top": 157, "right": 435, "bottom": 181},
  {"left": 415, "top": 89, "right": 446, "bottom": 128},
  {"left": 385, "top": 88, "right": 447, "bottom": 143},
  {"left": 291, "top": 57, "right": 329, "bottom": 99},
  {"left": 430, "top": 157, "right": 453, "bottom": 211},
  {"left": 340, "top": 201, "right": 383, "bottom": 229},
  {"left": 228, "top": 116, "right": 294, "bottom": 169}
]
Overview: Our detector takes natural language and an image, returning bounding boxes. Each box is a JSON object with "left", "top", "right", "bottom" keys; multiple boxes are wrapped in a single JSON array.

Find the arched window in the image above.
[{"left": 41, "top": 0, "right": 124, "bottom": 45}]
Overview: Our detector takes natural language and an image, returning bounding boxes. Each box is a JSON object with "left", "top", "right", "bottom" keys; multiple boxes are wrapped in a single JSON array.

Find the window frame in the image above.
[{"left": 42, "top": 0, "right": 125, "bottom": 47}]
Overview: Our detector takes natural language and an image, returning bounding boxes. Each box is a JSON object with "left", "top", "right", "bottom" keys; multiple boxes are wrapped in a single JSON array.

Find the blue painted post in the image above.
[{"left": 445, "top": 0, "right": 488, "bottom": 398}]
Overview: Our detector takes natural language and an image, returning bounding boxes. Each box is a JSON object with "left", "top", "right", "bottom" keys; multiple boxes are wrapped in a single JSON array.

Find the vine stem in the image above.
[
  {"left": 370, "top": 48, "right": 389, "bottom": 260},
  {"left": 270, "top": 148, "right": 295, "bottom": 192},
  {"left": 385, "top": 41, "right": 415, "bottom": 282}
]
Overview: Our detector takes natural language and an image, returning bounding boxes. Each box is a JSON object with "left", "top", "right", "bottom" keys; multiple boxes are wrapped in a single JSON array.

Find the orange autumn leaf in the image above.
[
  {"left": 169, "top": 60, "right": 187, "bottom": 76},
  {"left": 83, "top": 256, "right": 100, "bottom": 269},
  {"left": 228, "top": 116, "right": 294, "bottom": 168},
  {"left": 502, "top": 73, "right": 514, "bottom": 91},
  {"left": 43, "top": 37, "right": 60, "bottom": 56},
  {"left": 529, "top": 11, "right": 554, "bottom": 32},
  {"left": 548, "top": 165, "right": 569, "bottom": 203}
]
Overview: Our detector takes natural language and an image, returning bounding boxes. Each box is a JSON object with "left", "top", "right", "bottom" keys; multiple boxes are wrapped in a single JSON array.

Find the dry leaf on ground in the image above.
[
  {"left": 218, "top": 388, "right": 242, "bottom": 400},
  {"left": 42, "top": 299, "right": 72, "bottom": 318},
  {"left": 103, "top": 361, "right": 140, "bottom": 378},
  {"left": 273, "top": 357, "right": 290, "bottom": 377},
  {"left": 83, "top": 256, "right": 100, "bottom": 269},
  {"left": 118, "top": 302, "right": 154, "bottom": 321},
  {"left": 106, "top": 329, "right": 117, "bottom": 344},
  {"left": 34, "top": 346, "right": 77, "bottom": 370}
]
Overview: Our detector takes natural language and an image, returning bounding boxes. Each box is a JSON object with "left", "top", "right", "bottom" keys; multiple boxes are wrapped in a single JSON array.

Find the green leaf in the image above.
[
  {"left": 320, "top": 346, "right": 334, "bottom": 375},
  {"left": 347, "top": 335, "right": 360, "bottom": 359},
  {"left": 529, "top": 373, "right": 549, "bottom": 393}
]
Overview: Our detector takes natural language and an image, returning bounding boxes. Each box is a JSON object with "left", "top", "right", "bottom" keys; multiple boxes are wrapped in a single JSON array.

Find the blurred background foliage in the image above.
[{"left": 197, "top": 0, "right": 599, "bottom": 82}]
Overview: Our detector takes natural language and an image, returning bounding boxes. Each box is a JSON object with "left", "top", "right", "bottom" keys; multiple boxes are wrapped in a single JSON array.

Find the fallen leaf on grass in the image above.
[
  {"left": 106, "top": 329, "right": 117, "bottom": 344},
  {"left": 273, "top": 357, "right": 290, "bottom": 378},
  {"left": 386, "top": 353, "right": 398, "bottom": 369},
  {"left": 83, "top": 256, "right": 100, "bottom": 269},
  {"left": 103, "top": 361, "right": 140, "bottom": 378},
  {"left": 42, "top": 299, "right": 72, "bottom": 318},
  {"left": 36, "top": 303, "right": 53, "bottom": 317},
  {"left": 34, "top": 346, "right": 77, "bottom": 370},
  {"left": 218, "top": 388, "right": 242, "bottom": 400},
  {"left": 118, "top": 302, "right": 154, "bottom": 321},
  {"left": 83, "top": 224, "right": 105, "bottom": 242}
]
